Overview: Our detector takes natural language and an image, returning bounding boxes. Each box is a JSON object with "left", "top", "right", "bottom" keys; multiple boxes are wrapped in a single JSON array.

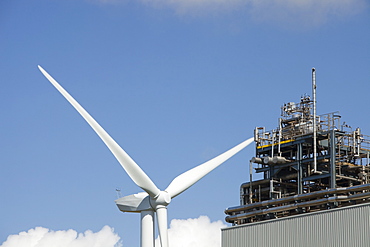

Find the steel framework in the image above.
[{"left": 225, "top": 93, "right": 370, "bottom": 225}]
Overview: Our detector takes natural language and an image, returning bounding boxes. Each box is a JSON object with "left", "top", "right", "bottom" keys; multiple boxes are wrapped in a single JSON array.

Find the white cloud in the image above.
[
  {"left": 1, "top": 216, "right": 226, "bottom": 247},
  {"left": 0, "top": 226, "right": 122, "bottom": 247},
  {"left": 155, "top": 216, "right": 227, "bottom": 247}
]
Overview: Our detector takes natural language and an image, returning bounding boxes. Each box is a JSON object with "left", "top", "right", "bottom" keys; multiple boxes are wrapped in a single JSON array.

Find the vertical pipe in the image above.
[
  {"left": 240, "top": 185, "right": 244, "bottom": 205},
  {"left": 312, "top": 68, "right": 317, "bottom": 172},
  {"left": 330, "top": 129, "right": 336, "bottom": 188},
  {"left": 362, "top": 165, "right": 365, "bottom": 185},
  {"left": 254, "top": 127, "right": 258, "bottom": 144},
  {"left": 249, "top": 161, "right": 253, "bottom": 204},
  {"left": 367, "top": 152, "right": 369, "bottom": 184},
  {"left": 297, "top": 143, "right": 303, "bottom": 194},
  {"left": 356, "top": 128, "right": 361, "bottom": 158},
  {"left": 258, "top": 185, "right": 261, "bottom": 202},
  {"left": 270, "top": 179, "right": 273, "bottom": 199},
  {"left": 353, "top": 130, "right": 357, "bottom": 159},
  {"left": 271, "top": 130, "right": 275, "bottom": 158},
  {"left": 278, "top": 118, "right": 282, "bottom": 156}
]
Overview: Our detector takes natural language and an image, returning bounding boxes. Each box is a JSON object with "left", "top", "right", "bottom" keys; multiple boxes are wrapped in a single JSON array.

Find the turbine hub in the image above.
[{"left": 151, "top": 191, "right": 171, "bottom": 208}]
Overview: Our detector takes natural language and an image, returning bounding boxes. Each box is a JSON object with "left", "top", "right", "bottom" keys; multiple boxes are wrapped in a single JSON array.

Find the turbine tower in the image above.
[{"left": 38, "top": 65, "right": 253, "bottom": 247}]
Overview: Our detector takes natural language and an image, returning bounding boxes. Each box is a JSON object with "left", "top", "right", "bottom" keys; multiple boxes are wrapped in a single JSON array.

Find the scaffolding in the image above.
[{"left": 225, "top": 85, "right": 370, "bottom": 225}]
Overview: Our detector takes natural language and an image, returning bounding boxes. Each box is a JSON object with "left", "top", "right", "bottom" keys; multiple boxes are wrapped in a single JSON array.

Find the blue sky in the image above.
[{"left": 1, "top": 0, "right": 369, "bottom": 246}]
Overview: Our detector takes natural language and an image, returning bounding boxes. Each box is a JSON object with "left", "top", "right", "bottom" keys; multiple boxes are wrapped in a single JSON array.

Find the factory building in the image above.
[
  {"left": 222, "top": 69, "right": 370, "bottom": 247},
  {"left": 223, "top": 203, "right": 370, "bottom": 247}
]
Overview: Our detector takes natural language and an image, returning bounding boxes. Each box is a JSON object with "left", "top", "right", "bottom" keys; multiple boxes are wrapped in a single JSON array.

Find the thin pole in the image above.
[{"left": 312, "top": 68, "right": 317, "bottom": 172}]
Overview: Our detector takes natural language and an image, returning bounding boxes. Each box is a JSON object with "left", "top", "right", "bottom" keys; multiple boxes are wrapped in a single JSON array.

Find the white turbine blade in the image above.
[
  {"left": 165, "top": 137, "right": 254, "bottom": 198},
  {"left": 38, "top": 65, "right": 160, "bottom": 198},
  {"left": 156, "top": 207, "right": 169, "bottom": 247}
]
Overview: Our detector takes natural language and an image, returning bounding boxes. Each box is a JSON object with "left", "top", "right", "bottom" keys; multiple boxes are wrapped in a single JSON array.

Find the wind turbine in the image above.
[{"left": 38, "top": 65, "right": 253, "bottom": 247}]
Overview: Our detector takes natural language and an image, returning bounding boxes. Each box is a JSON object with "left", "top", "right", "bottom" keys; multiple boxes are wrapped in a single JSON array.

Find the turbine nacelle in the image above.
[
  {"left": 115, "top": 191, "right": 171, "bottom": 213},
  {"left": 115, "top": 192, "right": 151, "bottom": 213}
]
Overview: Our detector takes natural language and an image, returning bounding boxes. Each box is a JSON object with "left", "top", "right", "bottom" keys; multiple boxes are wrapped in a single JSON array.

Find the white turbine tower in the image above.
[{"left": 38, "top": 65, "right": 253, "bottom": 247}]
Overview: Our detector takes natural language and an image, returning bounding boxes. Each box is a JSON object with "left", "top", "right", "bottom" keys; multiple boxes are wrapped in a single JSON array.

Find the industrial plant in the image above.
[{"left": 222, "top": 69, "right": 370, "bottom": 247}]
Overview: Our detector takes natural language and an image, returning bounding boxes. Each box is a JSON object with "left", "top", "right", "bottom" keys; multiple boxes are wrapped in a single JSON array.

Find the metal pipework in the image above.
[
  {"left": 225, "top": 192, "right": 370, "bottom": 222},
  {"left": 258, "top": 156, "right": 290, "bottom": 165},
  {"left": 263, "top": 157, "right": 274, "bottom": 164},
  {"left": 272, "top": 156, "right": 290, "bottom": 164},
  {"left": 226, "top": 183, "right": 370, "bottom": 214},
  {"left": 251, "top": 157, "right": 263, "bottom": 164}
]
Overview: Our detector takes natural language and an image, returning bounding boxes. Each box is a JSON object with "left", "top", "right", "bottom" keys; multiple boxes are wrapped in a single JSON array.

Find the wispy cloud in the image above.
[
  {"left": 141, "top": 0, "right": 244, "bottom": 15},
  {"left": 246, "top": 0, "right": 367, "bottom": 28},
  {"left": 94, "top": 0, "right": 368, "bottom": 27}
]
